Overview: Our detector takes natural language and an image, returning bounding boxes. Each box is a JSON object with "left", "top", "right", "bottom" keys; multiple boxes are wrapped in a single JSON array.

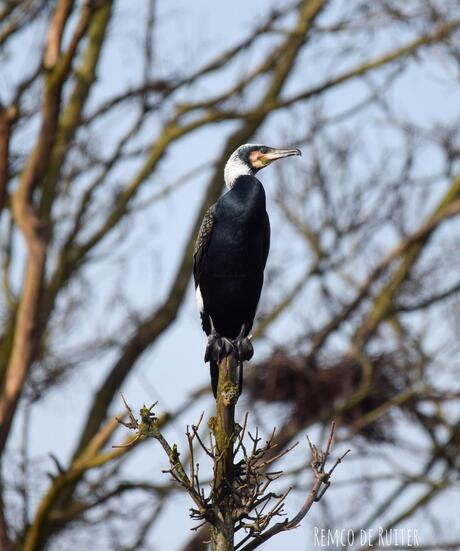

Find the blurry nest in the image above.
[{"left": 246, "top": 350, "right": 412, "bottom": 442}]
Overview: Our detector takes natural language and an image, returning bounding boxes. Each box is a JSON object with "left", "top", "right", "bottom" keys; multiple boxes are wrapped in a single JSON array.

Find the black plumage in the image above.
[
  {"left": 193, "top": 144, "right": 301, "bottom": 396},
  {"left": 194, "top": 175, "right": 270, "bottom": 339}
]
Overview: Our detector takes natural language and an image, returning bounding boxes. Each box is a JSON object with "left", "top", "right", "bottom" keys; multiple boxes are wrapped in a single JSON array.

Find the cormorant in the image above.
[{"left": 193, "top": 144, "right": 301, "bottom": 397}]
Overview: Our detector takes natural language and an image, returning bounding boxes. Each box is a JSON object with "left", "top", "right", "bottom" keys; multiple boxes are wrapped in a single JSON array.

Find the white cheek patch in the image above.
[
  {"left": 195, "top": 285, "right": 204, "bottom": 312},
  {"left": 224, "top": 156, "right": 252, "bottom": 189}
]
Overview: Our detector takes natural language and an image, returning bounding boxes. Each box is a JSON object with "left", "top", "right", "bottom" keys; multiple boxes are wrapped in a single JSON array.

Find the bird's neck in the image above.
[{"left": 224, "top": 157, "right": 253, "bottom": 189}]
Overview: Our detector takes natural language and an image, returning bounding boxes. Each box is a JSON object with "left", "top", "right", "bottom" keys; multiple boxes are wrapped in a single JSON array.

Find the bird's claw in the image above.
[
  {"left": 234, "top": 325, "right": 253, "bottom": 362},
  {"left": 235, "top": 336, "right": 254, "bottom": 363},
  {"left": 204, "top": 325, "right": 253, "bottom": 397},
  {"left": 204, "top": 323, "right": 253, "bottom": 364},
  {"left": 205, "top": 334, "right": 234, "bottom": 362}
]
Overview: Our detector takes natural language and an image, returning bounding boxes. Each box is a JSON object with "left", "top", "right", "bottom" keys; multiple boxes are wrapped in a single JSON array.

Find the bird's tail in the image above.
[
  {"left": 210, "top": 360, "right": 218, "bottom": 398},
  {"left": 238, "top": 360, "right": 243, "bottom": 395}
]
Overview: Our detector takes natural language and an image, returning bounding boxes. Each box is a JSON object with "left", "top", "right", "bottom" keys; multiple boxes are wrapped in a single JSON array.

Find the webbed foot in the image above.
[
  {"left": 204, "top": 319, "right": 234, "bottom": 363},
  {"left": 234, "top": 325, "right": 254, "bottom": 363},
  {"left": 204, "top": 322, "right": 254, "bottom": 397},
  {"left": 204, "top": 335, "right": 234, "bottom": 363}
]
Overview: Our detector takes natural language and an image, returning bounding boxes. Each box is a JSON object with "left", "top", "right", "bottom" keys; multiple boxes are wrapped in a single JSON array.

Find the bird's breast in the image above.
[{"left": 206, "top": 197, "right": 267, "bottom": 276}]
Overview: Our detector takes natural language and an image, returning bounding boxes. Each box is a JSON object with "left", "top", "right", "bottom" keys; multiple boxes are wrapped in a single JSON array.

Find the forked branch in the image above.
[
  {"left": 237, "top": 421, "right": 350, "bottom": 551},
  {"left": 117, "top": 395, "right": 349, "bottom": 551}
]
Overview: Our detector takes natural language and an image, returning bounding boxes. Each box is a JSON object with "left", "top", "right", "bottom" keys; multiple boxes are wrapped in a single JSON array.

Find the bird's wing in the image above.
[
  {"left": 193, "top": 204, "right": 215, "bottom": 287},
  {"left": 262, "top": 210, "right": 270, "bottom": 269}
]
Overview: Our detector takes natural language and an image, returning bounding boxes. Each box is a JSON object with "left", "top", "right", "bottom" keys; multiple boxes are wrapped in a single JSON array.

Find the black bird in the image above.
[{"left": 193, "top": 144, "right": 301, "bottom": 397}]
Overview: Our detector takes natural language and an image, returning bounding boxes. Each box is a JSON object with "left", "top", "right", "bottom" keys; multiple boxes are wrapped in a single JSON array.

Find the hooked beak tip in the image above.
[{"left": 269, "top": 147, "right": 302, "bottom": 160}]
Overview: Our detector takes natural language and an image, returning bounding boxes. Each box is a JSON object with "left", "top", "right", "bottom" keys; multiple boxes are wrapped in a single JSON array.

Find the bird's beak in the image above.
[{"left": 263, "top": 147, "right": 302, "bottom": 164}]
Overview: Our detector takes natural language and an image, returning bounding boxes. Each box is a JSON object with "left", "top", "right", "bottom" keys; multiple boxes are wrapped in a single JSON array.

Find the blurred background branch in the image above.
[{"left": 0, "top": 0, "right": 460, "bottom": 549}]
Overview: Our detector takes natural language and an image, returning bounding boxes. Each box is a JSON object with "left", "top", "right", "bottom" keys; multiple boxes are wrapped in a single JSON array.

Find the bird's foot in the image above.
[
  {"left": 234, "top": 325, "right": 254, "bottom": 363},
  {"left": 205, "top": 323, "right": 253, "bottom": 397},
  {"left": 204, "top": 322, "right": 254, "bottom": 364},
  {"left": 204, "top": 332, "right": 234, "bottom": 363},
  {"left": 234, "top": 335, "right": 254, "bottom": 363}
]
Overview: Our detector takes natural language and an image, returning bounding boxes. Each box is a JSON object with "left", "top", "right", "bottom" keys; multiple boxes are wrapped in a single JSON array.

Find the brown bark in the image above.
[
  {"left": 0, "top": 242, "right": 46, "bottom": 454},
  {"left": 0, "top": 105, "right": 15, "bottom": 216},
  {"left": 210, "top": 354, "right": 240, "bottom": 551},
  {"left": 0, "top": 0, "right": 94, "bottom": 456}
]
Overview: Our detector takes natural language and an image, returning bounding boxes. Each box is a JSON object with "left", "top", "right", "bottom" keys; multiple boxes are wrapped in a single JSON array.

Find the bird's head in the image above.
[{"left": 224, "top": 143, "right": 301, "bottom": 188}]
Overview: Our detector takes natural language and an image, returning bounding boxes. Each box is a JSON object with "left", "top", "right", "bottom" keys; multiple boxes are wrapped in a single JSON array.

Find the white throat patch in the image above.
[{"left": 224, "top": 154, "right": 253, "bottom": 189}]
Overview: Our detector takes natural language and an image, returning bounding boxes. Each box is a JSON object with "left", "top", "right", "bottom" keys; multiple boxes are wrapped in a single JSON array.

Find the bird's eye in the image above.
[{"left": 260, "top": 147, "right": 268, "bottom": 154}]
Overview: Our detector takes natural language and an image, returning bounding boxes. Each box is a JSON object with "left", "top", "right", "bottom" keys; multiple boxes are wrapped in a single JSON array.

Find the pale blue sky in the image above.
[{"left": 2, "top": 1, "right": 460, "bottom": 549}]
